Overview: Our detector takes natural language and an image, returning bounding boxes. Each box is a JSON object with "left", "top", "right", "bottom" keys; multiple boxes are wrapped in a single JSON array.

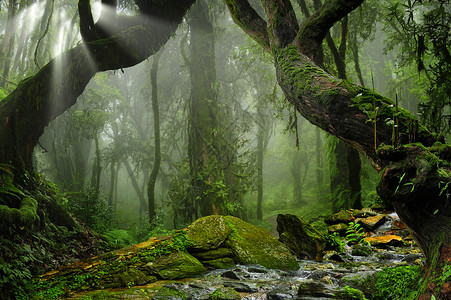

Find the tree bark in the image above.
[{"left": 188, "top": 0, "right": 220, "bottom": 218}]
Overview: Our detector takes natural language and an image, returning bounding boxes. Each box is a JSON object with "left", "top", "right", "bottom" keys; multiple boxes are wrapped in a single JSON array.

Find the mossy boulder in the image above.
[
  {"left": 223, "top": 216, "right": 299, "bottom": 270},
  {"left": 277, "top": 214, "right": 326, "bottom": 262},
  {"left": 191, "top": 247, "right": 233, "bottom": 261},
  {"left": 145, "top": 251, "right": 206, "bottom": 279},
  {"left": 210, "top": 287, "right": 241, "bottom": 300},
  {"left": 186, "top": 215, "right": 231, "bottom": 251},
  {"left": 335, "top": 286, "right": 367, "bottom": 299},
  {"left": 153, "top": 285, "right": 187, "bottom": 300},
  {"left": 202, "top": 257, "right": 236, "bottom": 269}
]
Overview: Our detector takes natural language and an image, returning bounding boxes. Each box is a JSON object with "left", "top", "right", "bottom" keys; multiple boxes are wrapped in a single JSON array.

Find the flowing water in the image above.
[{"left": 70, "top": 212, "right": 423, "bottom": 299}]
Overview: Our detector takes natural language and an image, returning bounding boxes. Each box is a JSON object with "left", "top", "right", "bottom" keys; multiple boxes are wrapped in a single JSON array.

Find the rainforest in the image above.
[{"left": 0, "top": 0, "right": 450, "bottom": 299}]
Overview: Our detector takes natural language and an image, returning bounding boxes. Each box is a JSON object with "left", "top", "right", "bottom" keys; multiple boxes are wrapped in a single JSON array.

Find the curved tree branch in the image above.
[
  {"left": 78, "top": 0, "right": 98, "bottom": 42},
  {"left": 263, "top": 0, "right": 299, "bottom": 50},
  {"left": 295, "top": 0, "right": 363, "bottom": 58},
  {"left": 224, "top": 0, "right": 271, "bottom": 52},
  {"left": 274, "top": 46, "right": 440, "bottom": 170}
]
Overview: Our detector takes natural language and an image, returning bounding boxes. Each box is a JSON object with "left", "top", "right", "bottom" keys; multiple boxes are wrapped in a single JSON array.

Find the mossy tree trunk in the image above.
[
  {"left": 225, "top": 0, "right": 450, "bottom": 297},
  {"left": 187, "top": 0, "right": 221, "bottom": 219}
]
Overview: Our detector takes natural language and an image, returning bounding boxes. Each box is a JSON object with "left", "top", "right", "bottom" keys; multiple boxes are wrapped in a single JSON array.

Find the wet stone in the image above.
[
  {"left": 328, "top": 223, "right": 349, "bottom": 236},
  {"left": 351, "top": 244, "right": 373, "bottom": 257},
  {"left": 221, "top": 270, "right": 241, "bottom": 280},
  {"left": 324, "top": 210, "right": 354, "bottom": 225},
  {"left": 223, "top": 281, "right": 258, "bottom": 293},
  {"left": 355, "top": 214, "right": 387, "bottom": 231},
  {"left": 267, "top": 288, "right": 297, "bottom": 299}
]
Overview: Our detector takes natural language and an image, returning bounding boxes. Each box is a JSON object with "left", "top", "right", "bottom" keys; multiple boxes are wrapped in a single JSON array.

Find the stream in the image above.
[{"left": 68, "top": 212, "right": 423, "bottom": 299}]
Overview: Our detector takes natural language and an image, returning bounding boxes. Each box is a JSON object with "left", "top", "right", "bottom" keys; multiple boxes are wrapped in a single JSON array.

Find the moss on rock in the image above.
[
  {"left": 186, "top": 215, "right": 231, "bottom": 251},
  {"left": 145, "top": 251, "right": 206, "bottom": 279},
  {"left": 277, "top": 214, "right": 326, "bottom": 262},
  {"left": 210, "top": 287, "right": 241, "bottom": 300},
  {"left": 224, "top": 216, "right": 299, "bottom": 270},
  {"left": 202, "top": 257, "right": 236, "bottom": 269}
]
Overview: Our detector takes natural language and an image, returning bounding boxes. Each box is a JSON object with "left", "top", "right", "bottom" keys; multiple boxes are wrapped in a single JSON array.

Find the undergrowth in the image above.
[{"left": 373, "top": 265, "right": 421, "bottom": 300}]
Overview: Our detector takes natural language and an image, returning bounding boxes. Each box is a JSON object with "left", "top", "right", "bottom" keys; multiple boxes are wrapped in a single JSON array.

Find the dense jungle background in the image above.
[{"left": 0, "top": 0, "right": 450, "bottom": 299}]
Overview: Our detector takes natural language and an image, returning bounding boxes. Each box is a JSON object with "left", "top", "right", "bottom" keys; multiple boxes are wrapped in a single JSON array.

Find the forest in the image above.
[{"left": 0, "top": 0, "right": 450, "bottom": 299}]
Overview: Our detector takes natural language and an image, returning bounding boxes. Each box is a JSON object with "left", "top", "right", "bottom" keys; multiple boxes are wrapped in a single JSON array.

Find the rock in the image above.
[
  {"left": 202, "top": 257, "right": 236, "bottom": 269},
  {"left": 351, "top": 244, "right": 372, "bottom": 257},
  {"left": 363, "top": 235, "right": 404, "bottom": 247},
  {"left": 402, "top": 253, "right": 424, "bottom": 263},
  {"left": 247, "top": 266, "right": 268, "bottom": 273},
  {"left": 267, "top": 288, "right": 297, "bottom": 299},
  {"left": 186, "top": 215, "right": 231, "bottom": 251},
  {"left": 153, "top": 284, "right": 188, "bottom": 300},
  {"left": 341, "top": 271, "right": 378, "bottom": 296},
  {"left": 335, "top": 286, "right": 367, "bottom": 299},
  {"left": 192, "top": 247, "right": 233, "bottom": 261},
  {"left": 224, "top": 216, "right": 299, "bottom": 270},
  {"left": 221, "top": 270, "right": 241, "bottom": 280},
  {"left": 391, "top": 219, "right": 406, "bottom": 230},
  {"left": 321, "top": 275, "right": 333, "bottom": 284},
  {"left": 146, "top": 251, "right": 206, "bottom": 279},
  {"left": 276, "top": 214, "right": 326, "bottom": 262},
  {"left": 210, "top": 287, "right": 241, "bottom": 300},
  {"left": 223, "top": 281, "right": 258, "bottom": 293},
  {"left": 355, "top": 214, "right": 386, "bottom": 231},
  {"left": 117, "top": 266, "right": 154, "bottom": 286},
  {"left": 353, "top": 208, "right": 377, "bottom": 218},
  {"left": 328, "top": 223, "right": 349, "bottom": 236},
  {"left": 325, "top": 210, "right": 354, "bottom": 225},
  {"left": 297, "top": 281, "right": 336, "bottom": 298},
  {"left": 324, "top": 251, "right": 346, "bottom": 262}
]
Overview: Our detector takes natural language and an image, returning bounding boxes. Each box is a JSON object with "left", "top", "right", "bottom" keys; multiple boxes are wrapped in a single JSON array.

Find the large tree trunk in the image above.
[
  {"left": 188, "top": 0, "right": 220, "bottom": 218},
  {"left": 225, "top": 0, "right": 450, "bottom": 297}
]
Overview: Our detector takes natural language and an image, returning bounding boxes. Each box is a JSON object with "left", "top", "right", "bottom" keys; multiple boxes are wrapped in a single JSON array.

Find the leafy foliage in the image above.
[
  {"left": 64, "top": 188, "right": 116, "bottom": 234},
  {"left": 345, "top": 222, "right": 366, "bottom": 244},
  {"left": 373, "top": 265, "right": 421, "bottom": 300}
]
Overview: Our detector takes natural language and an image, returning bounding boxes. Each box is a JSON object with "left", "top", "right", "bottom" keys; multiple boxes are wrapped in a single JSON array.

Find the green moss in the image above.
[
  {"left": 210, "top": 287, "right": 241, "bottom": 300},
  {"left": 186, "top": 215, "right": 231, "bottom": 250},
  {"left": 224, "top": 216, "right": 299, "bottom": 270},
  {"left": 0, "top": 196, "right": 39, "bottom": 227},
  {"left": 335, "top": 286, "right": 367, "bottom": 300},
  {"left": 153, "top": 285, "right": 187, "bottom": 300}
]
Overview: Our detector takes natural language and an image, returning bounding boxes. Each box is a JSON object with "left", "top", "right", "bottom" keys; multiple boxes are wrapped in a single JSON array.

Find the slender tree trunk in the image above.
[
  {"left": 147, "top": 50, "right": 163, "bottom": 222},
  {"left": 124, "top": 160, "right": 148, "bottom": 214},
  {"left": 256, "top": 116, "right": 264, "bottom": 220},
  {"left": 315, "top": 127, "right": 323, "bottom": 190},
  {"left": 90, "top": 133, "right": 102, "bottom": 194},
  {"left": 108, "top": 161, "right": 116, "bottom": 207}
]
